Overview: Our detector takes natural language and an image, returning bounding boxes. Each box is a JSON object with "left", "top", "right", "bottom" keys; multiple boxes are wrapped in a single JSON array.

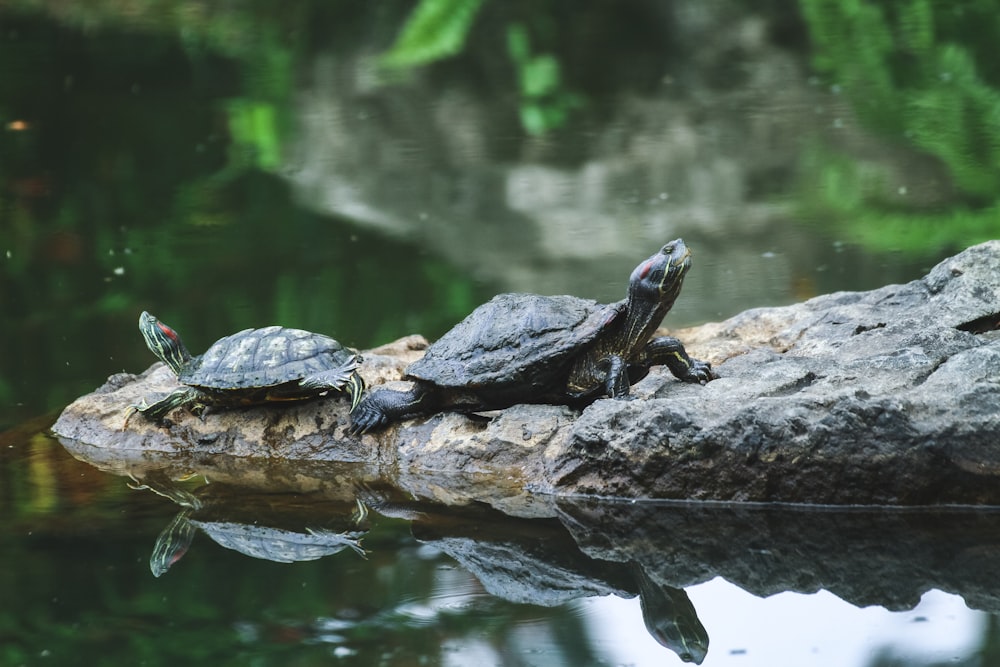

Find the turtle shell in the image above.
[
  {"left": 179, "top": 326, "right": 355, "bottom": 390},
  {"left": 190, "top": 520, "right": 365, "bottom": 563},
  {"left": 407, "top": 293, "right": 623, "bottom": 391}
]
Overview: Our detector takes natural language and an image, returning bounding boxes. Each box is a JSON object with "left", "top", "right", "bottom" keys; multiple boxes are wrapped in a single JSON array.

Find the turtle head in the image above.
[
  {"left": 628, "top": 239, "right": 692, "bottom": 309},
  {"left": 139, "top": 311, "right": 192, "bottom": 375}
]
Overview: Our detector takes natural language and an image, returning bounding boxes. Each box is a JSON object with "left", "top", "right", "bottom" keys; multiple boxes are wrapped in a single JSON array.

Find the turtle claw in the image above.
[
  {"left": 122, "top": 406, "right": 138, "bottom": 431},
  {"left": 685, "top": 360, "right": 717, "bottom": 384},
  {"left": 348, "top": 388, "right": 413, "bottom": 435},
  {"left": 122, "top": 401, "right": 149, "bottom": 430},
  {"left": 191, "top": 403, "right": 208, "bottom": 421},
  {"left": 347, "top": 403, "right": 387, "bottom": 436}
]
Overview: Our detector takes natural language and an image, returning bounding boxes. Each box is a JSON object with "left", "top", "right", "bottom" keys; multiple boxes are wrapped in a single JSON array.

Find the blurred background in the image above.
[
  {"left": 3, "top": 0, "right": 998, "bottom": 427},
  {"left": 2, "top": 2, "right": 1000, "bottom": 664}
]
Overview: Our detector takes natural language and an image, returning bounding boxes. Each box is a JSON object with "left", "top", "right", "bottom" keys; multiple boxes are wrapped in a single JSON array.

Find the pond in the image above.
[{"left": 2, "top": 2, "right": 999, "bottom": 665}]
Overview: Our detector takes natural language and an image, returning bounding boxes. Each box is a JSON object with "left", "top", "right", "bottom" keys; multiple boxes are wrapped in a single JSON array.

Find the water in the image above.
[
  {"left": 5, "top": 435, "right": 1000, "bottom": 665},
  {"left": 2, "top": 3, "right": 998, "bottom": 665}
]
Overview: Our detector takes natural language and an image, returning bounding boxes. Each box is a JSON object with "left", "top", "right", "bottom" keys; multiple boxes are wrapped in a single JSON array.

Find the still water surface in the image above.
[
  {"left": 7, "top": 430, "right": 999, "bottom": 666},
  {"left": 2, "top": 4, "right": 996, "bottom": 666}
]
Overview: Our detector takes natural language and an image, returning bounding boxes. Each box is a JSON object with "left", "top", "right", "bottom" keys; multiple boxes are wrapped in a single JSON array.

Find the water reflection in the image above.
[
  {"left": 149, "top": 502, "right": 367, "bottom": 576},
  {"left": 57, "top": 434, "right": 1000, "bottom": 666},
  {"left": 633, "top": 564, "right": 708, "bottom": 664},
  {"left": 127, "top": 469, "right": 709, "bottom": 663},
  {"left": 135, "top": 471, "right": 370, "bottom": 578}
]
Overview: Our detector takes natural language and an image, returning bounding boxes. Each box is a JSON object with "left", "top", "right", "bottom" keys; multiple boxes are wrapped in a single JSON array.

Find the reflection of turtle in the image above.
[
  {"left": 150, "top": 509, "right": 199, "bottom": 577},
  {"left": 351, "top": 239, "right": 715, "bottom": 433},
  {"left": 149, "top": 510, "right": 367, "bottom": 577},
  {"left": 191, "top": 521, "right": 366, "bottom": 562},
  {"left": 129, "top": 311, "right": 365, "bottom": 422},
  {"left": 633, "top": 564, "right": 709, "bottom": 664}
]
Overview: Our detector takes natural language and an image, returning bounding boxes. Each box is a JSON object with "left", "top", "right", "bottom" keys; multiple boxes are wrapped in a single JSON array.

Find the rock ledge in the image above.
[{"left": 54, "top": 242, "right": 1000, "bottom": 505}]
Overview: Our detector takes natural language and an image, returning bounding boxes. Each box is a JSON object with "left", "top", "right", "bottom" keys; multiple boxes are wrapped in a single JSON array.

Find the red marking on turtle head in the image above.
[
  {"left": 639, "top": 260, "right": 653, "bottom": 279},
  {"left": 157, "top": 321, "right": 180, "bottom": 342}
]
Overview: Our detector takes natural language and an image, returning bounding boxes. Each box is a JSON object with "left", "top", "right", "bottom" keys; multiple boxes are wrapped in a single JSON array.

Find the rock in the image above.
[{"left": 54, "top": 242, "right": 1000, "bottom": 505}]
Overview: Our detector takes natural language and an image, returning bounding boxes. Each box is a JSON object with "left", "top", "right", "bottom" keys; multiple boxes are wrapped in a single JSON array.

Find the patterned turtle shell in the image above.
[
  {"left": 180, "top": 326, "right": 357, "bottom": 390},
  {"left": 129, "top": 312, "right": 365, "bottom": 422}
]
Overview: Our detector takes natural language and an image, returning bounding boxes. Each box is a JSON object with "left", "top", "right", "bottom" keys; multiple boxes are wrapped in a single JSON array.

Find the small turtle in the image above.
[
  {"left": 129, "top": 312, "right": 365, "bottom": 422},
  {"left": 350, "top": 239, "right": 714, "bottom": 433},
  {"left": 150, "top": 509, "right": 367, "bottom": 576}
]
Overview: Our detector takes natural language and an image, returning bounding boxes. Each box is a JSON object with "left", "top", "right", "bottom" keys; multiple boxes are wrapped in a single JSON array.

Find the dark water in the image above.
[
  {"left": 6, "top": 433, "right": 1000, "bottom": 666},
  {"left": 2, "top": 3, "right": 998, "bottom": 665}
]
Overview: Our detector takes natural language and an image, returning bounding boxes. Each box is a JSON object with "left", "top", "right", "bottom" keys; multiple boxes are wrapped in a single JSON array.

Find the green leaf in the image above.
[
  {"left": 521, "top": 55, "right": 560, "bottom": 98},
  {"left": 519, "top": 102, "right": 547, "bottom": 136},
  {"left": 226, "top": 100, "right": 281, "bottom": 171},
  {"left": 381, "top": 0, "right": 485, "bottom": 69},
  {"left": 506, "top": 23, "right": 530, "bottom": 64}
]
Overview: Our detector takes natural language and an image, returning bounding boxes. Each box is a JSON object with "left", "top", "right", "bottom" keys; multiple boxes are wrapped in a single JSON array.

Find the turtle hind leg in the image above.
[
  {"left": 126, "top": 387, "right": 200, "bottom": 425},
  {"left": 348, "top": 383, "right": 437, "bottom": 435}
]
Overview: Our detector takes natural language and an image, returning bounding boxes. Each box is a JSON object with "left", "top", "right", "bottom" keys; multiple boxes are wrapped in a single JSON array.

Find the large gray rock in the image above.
[{"left": 53, "top": 242, "right": 1000, "bottom": 505}]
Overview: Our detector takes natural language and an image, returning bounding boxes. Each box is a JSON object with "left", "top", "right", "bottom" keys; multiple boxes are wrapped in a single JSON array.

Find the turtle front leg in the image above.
[
  {"left": 601, "top": 354, "right": 662, "bottom": 398},
  {"left": 638, "top": 336, "right": 716, "bottom": 384},
  {"left": 126, "top": 387, "right": 200, "bottom": 425},
  {"left": 348, "top": 383, "right": 438, "bottom": 434},
  {"left": 602, "top": 355, "right": 630, "bottom": 398}
]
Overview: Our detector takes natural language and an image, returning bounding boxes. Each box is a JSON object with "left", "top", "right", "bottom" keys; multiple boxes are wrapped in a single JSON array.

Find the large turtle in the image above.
[
  {"left": 129, "top": 312, "right": 365, "bottom": 422},
  {"left": 350, "top": 239, "right": 714, "bottom": 433}
]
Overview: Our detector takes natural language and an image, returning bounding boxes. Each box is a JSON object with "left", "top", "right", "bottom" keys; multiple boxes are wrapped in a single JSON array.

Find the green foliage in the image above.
[
  {"left": 225, "top": 100, "right": 282, "bottom": 171},
  {"left": 797, "top": 0, "right": 1000, "bottom": 254},
  {"left": 905, "top": 44, "right": 1000, "bottom": 197},
  {"left": 506, "top": 23, "right": 582, "bottom": 136},
  {"left": 381, "top": 0, "right": 582, "bottom": 134},
  {"left": 800, "top": 0, "right": 1000, "bottom": 198},
  {"left": 381, "top": 0, "right": 486, "bottom": 68},
  {"left": 798, "top": 142, "right": 1000, "bottom": 253},
  {"left": 844, "top": 205, "right": 1000, "bottom": 254}
]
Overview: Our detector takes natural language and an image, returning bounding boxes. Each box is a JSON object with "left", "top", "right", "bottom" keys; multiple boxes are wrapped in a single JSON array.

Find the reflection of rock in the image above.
[
  {"left": 55, "top": 242, "right": 1000, "bottom": 505},
  {"left": 367, "top": 489, "right": 709, "bottom": 664},
  {"left": 62, "top": 446, "right": 1000, "bottom": 660},
  {"left": 556, "top": 498, "right": 1000, "bottom": 614}
]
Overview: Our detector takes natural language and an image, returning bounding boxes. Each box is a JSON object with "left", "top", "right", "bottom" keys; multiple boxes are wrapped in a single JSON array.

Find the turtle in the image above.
[
  {"left": 349, "top": 238, "right": 715, "bottom": 433},
  {"left": 149, "top": 504, "right": 369, "bottom": 576},
  {"left": 632, "top": 564, "right": 710, "bottom": 664},
  {"left": 128, "top": 311, "right": 365, "bottom": 423}
]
